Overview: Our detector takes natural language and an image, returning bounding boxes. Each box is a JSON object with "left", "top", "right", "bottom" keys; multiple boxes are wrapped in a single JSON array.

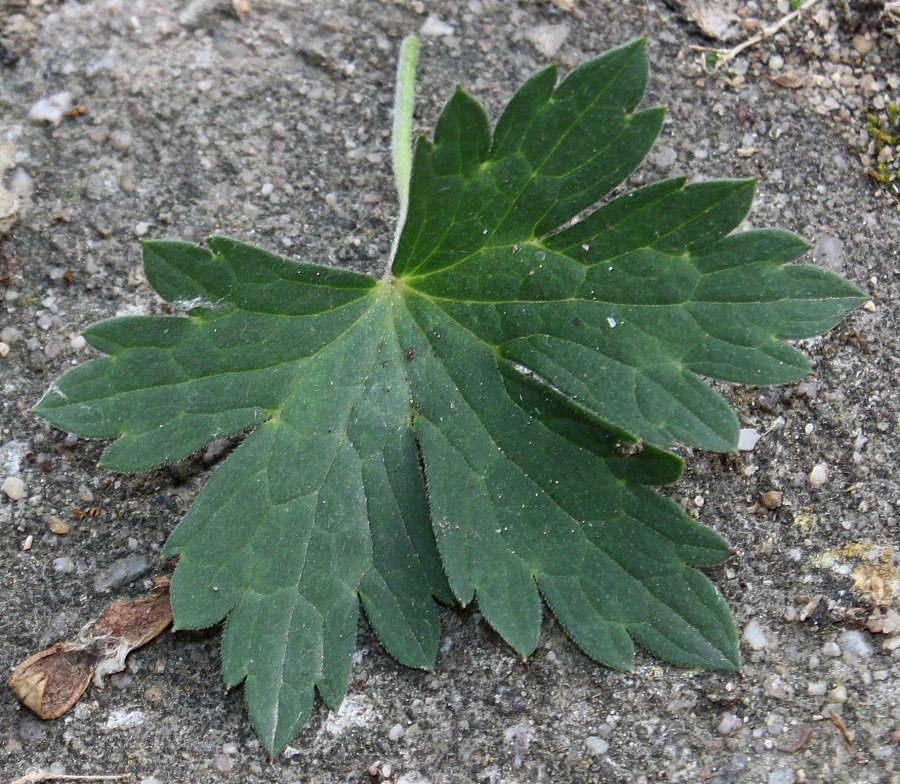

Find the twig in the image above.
[
  {"left": 6, "top": 770, "right": 130, "bottom": 784},
  {"left": 826, "top": 710, "right": 854, "bottom": 748},
  {"left": 690, "top": 0, "right": 824, "bottom": 70}
]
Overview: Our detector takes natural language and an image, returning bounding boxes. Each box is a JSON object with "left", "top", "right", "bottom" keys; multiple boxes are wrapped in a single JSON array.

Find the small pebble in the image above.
[
  {"left": 821, "top": 641, "right": 842, "bottom": 658},
  {"left": 742, "top": 619, "right": 770, "bottom": 650},
  {"left": 70, "top": 335, "right": 86, "bottom": 350},
  {"left": 53, "top": 556, "right": 75, "bottom": 573},
  {"left": 769, "top": 770, "right": 796, "bottom": 784},
  {"left": 717, "top": 712, "right": 742, "bottom": 736},
  {"left": 18, "top": 717, "right": 46, "bottom": 741},
  {"left": 202, "top": 438, "right": 230, "bottom": 464},
  {"left": 27, "top": 92, "right": 75, "bottom": 126},
  {"left": 109, "top": 672, "right": 133, "bottom": 689},
  {"left": 0, "top": 341, "right": 9, "bottom": 357},
  {"left": 212, "top": 754, "right": 233, "bottom": 773},
  {"left": 109, "top": 129, "right": 133, "bottom": 150},
  {"left": 763, "top": 674, "right": 792, "bottom": 699},
  {"left": 134, "top": 221, "right": 151, "bottom": 237},
  {"left": 838, "top": 630, "right": 872, "bottom": 660},
  {"left": 807, "top": 681, "right": 827, "bottom": 696},
  {"left": 760, "top": 490, "right": 783, "bottom": 510},
  {"left": 48, "top": 516, "right": 70, "bottom": 535},
  {"left": 585, "top": 736, "right": 609, "bottom": 755},
  {"left": 388, "top": 723, "right": 406, "bottom": 742},
  {"left": 851, "top": 35, "right": 875, "bottom": 55},
  {"left": 525, "top": 23, "right": 571, "bottom": 58},
  {"left": 652, "top": 145, "right": 677, "bottom": 168},
  {"left": 2, "top": 475, "right": 25, "bottom": 500},
  {"left": 105, "top": 709, "right": 145, "bottom": 730},
  {"left": 808, "top": 463, "right": 829, "bottom": 488},
  {"left": 419, "top": 15, "right": 455, "bottom": 37},
  {"left": 93, "top": 554, "right": 151, "bottom": 592},
  {"left": 22, "top": 534, "right": 33, "bottom": 551},
  {"left": 827, "top": 684, "right": 848, "bottom": 703},
  {"left": 738, "top": 428, "right": 761, "bottom": 451}
]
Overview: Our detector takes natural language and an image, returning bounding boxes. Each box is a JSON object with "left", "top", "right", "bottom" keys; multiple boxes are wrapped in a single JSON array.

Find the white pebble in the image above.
[
  {"left": 0, "top": 341, "right": 8, "bottom": 357},
  {"left": 807, "top": 681, "right": 827, "bottom": 696},
  {"left": 134, "top": 221, "right": 151, "bottom": 237},
  {"left": 53, "top": 557, "right": 75, "bottom": 573},
  {"left": 27, "top": 92, "right": 75, "bottom": 126},
  {"left": 105, "top": 709, "right": 145, "bottom": 729},
  {"left": 419, "top": 15, "right": 455, "bottom": 37},
  {"left": 9, "top": 169, "right": 34, "bottom": 200},
  {"left": 717, "top": 712, "right": 742, "bottom": 736},
  {"left": 738, "top": 428, "right": 761, "bottom": 451},
  {"left": 396, "top": 774, "right": 431, "bottom": 784},
  {"left": 839, "top": 630, "right": 872, "bottom": 660},
  {"left": 768, "top": 769, "right": 795, "bottom": 784},
  {"left": 1, "top": 326, "right": 22, "bottom": 343},
  {"left": 110, "top": 129, "right": 133, "bottom": 151},
  {"left": 808, "top": 463, "right": 829, "bottom": 488},
  {"left": 827, "top": 684, "right": 848, "bottom": 703},
  {"left": 70, "top": 335, "right": 86, "bottom": 350},
  {"left": 741, "top": 619, "right": 769, "bottom": 650},
  {"left": 2, "top": 475, "right": 25, "bottom": 500},
  {"left": 525, "top": 23, "right": 570, "bottom": 58},
  {"left": 388, "top": 723, "right": 405, "bottom": 742},
  {"left": 821, "top": 641, "right": 842, "bottom": 658},
  {"left": 884, "top": 636, "right": 900, "bottom": 653},
  {"left": 585, "top": 736, "right": 609, "bottom": 754}
]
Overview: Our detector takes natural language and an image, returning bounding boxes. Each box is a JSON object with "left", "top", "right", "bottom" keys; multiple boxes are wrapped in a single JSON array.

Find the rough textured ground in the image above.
[{"left": 1, "top": 1, "right": 898, "bottom": 783}]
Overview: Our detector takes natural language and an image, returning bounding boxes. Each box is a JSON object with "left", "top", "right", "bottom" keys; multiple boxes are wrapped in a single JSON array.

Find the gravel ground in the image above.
[{"left": 1, "top": 1, "right": 898, "bottom": 783}]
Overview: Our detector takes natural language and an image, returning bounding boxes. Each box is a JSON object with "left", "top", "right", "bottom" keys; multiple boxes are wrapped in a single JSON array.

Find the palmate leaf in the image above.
[{"left": 33, "top": 39, "right": 864, "bottom": 754}]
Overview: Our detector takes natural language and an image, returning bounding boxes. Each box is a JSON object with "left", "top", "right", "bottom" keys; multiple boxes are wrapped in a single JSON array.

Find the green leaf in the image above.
[{"left": 33, "top": 38, "right": 864, "bottom": 755}]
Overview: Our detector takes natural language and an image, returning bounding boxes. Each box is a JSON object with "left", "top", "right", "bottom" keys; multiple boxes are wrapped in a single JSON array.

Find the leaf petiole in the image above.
[{"left": 389, "top": 35, "right": 420, "bottom": 271}]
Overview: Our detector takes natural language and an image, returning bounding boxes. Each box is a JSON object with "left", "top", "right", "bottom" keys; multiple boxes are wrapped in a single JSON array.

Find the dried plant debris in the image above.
[
  {"left": 7, "top": 578, "right": 171, "bottom": 719},
  {"left": 0, "top": 143, "right": 20, "bottom": 235},
  {"left": 6, "top": 770, "right": 129, "bottom": 784}
]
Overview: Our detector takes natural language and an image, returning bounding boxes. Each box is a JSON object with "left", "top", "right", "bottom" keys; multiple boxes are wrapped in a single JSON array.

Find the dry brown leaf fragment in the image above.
[
  {"left": 771, "top": 72, "right": 804, "bottom": 88},
  {"left": 7, "top": 578, "right": 171, "bottom": 719},
  {"left": 779, "top": 724, "right": 813, "bottom": 753},
  {"left": 852, "top": 563, "right": 892, "bottom": 606}
]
